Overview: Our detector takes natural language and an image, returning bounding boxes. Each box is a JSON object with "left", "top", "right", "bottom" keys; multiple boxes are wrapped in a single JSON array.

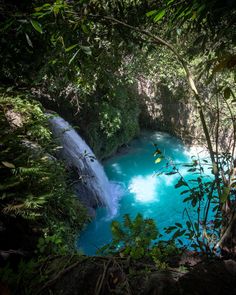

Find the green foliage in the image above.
[
  {"left": 0, "top": 0, "right": 235, "bottom": 262},
  {"left": 0, "top": 89, "right": 87, "bottom": 256},
  {"left": 99, "top": 213, "right": 158, "bottom": 259},
  {"left": 154, "top": 147, "right": 236, "bottom": 254},
  {"left": 36, "top": 225, "right": 68, "bottom": 255},
  {"left": 0, "top": 0, "right": 145, "bottom": 158},
  {"left": 0, "top": 260, "right": 37, "bottom": 295},
  {"left": 0, "top": 254, "right": 85, "bottom": 295},
  {"left": 99, "top": 213, "right": 180, "bottom": 268},
  {"left": 99, "top": 102, "right": 122, "bottom": 138},
  {"left": 79, "top": 80, "right": 140, "bottom": 158}
]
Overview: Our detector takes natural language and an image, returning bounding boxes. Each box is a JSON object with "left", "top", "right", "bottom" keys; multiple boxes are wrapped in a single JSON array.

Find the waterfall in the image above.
[{"left": 48, "top": 115, "right": 122, "bottom": 217}]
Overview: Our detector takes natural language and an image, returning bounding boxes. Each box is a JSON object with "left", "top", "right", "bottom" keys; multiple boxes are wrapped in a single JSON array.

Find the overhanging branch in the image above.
[{"left": 90, "top": 14, "right": 216, "bottom": 165}]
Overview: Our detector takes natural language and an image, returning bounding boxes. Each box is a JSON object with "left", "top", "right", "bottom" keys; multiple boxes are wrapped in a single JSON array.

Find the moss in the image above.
[{"left": 81, "top": 83, "right": 140, "bottom": 159}]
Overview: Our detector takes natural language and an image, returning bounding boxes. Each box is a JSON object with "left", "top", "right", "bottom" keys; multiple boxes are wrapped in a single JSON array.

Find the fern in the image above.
[{"left": 0, "top": 91, "right": 88, "bottom": 258}]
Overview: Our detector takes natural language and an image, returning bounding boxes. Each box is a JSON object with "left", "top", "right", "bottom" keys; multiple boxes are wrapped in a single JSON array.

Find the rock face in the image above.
[
  {"left": 35, "top": 83, "right": 140, "bottom": 160},
  {"left": 178, "top": 259, "right": 236, "bottom": 295},
  {"left": 138, "top": 80, "right": 201, "bottom": 145},
  {"left": 38, "top": 76, "right": 234, "bottom": 160},
  {"left": 38, "top": 257, "right": 236, "bottom": 295},
  {"left": 138, "top": 78, "right": 234, "bottom": 152}
]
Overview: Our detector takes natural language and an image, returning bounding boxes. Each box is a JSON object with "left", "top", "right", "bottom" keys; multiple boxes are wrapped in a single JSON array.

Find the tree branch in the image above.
[{"left": 90, "top": 14, "right": 215, "bottom": 166}]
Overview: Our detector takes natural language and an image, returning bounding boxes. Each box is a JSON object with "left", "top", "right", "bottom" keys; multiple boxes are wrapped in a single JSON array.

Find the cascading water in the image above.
[
  {"left": 48, "top": 115, "right": 122, "bottom": 217},
  {"left": 48, "top": 116, "right": 212, "bottom": 255}
]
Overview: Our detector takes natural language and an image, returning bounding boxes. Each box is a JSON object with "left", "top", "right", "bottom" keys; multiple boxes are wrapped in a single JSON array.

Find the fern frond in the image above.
[
  {"left": 0, "top": 181, "right": 21, "bottom": 191},
  {"left": 3, "top": 203, "right": 25, "bottom": 214}
]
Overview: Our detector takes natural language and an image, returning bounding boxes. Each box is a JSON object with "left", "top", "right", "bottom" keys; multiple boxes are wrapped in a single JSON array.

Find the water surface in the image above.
[{"left": 77, "top": 131, "right": 210, "bottom": 255}]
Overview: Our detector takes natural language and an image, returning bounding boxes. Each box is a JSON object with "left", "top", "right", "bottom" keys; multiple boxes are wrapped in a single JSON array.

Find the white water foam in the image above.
[{"left": 48, "top": 115, "right": 124, "bottom": 217}]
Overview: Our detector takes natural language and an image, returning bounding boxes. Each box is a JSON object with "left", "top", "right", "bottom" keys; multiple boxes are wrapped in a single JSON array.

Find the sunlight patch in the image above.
[
  {"left": 161, "top": 174, "right": 179, "bottom": 186},
  {"left": 128, "top": 175, "right": 159, "bottom": 203},
  {"left": 111, "top": 163, "right": 122, "bottom": 174}
]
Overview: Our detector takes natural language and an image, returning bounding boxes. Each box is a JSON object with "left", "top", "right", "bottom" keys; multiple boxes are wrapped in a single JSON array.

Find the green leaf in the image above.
[
  {"left": 165, "top": 171, "right": 178, "bottom": 175},
  {"left": 183, "top": 196, "right": 192, "bottom": 202},
  {"left": 167, "top": 0, "right": 176, "bottom": 5},
  {"left": 224, "top": 87, "right": 231, "bottom": 99},
  {"left": 183, "top": 164, "right": 194, "bottom": 167},
  {"left": 220, "top": 187, "right": 230, "bottom": 203},
  {"left": 130, "top": 247, "right": 144, "bottom": 259},
  {"left": 1, "top": 19, "right": 14, "bottom": 32},
  {"left": 188, "top": 168, "right": 197, "bottom": 172},
  {"left": 186, "top": 221, "right": 191, "bottom": 229},
  {"left": 34, "top": 3, "right": 51, "bottom": 12},
  {"left": 177, "top": 238, "right": 183, "bottom": 245},
  {"left": 154, "top": 9, "right": 166, "bottom": 22},
  {"left": 146, "top": 10, "right": 157, "bottom": 17},
  {"left": 175, "top": 177, "right": 188, "bottom": 188},
  {"left": 172, "top": 229, "right": 185, "bottom": 239},
  {"left": 155, "top": 157, "right": 162, "bottom": 164},
  {"left": 197, "top": 4, "right": 206, "bottom": 13},
  {"left": 69, "top": 49, "right": 80, "bottom": 65},
  {"left": 191, "top": 198, "right": 197, "bottom": 207},
  {"left": 30, "top": 20, "right": 43, "bottom": 34},
  {"left": 194, "top": 222, "right": 199, "bottom": 232},
  {"left": 165, "top": 226, "right": 177, "bottom": 233},
  {"left": 80, "top": 46, "right": 92, "bottom": 56},
  {"left": 175, "top": 223, "right": 182, "bottom": 228},
  {"left": 180, "top": 190, "right": 189, "bottom": 195},
  {"left": 123, "top": 214, "right": 132, "bottom": 229},
  {"left": 81, "top": 24, "right": 89, "bottom": 33},
  {"left": 65, "top": 44, "right": 78, "bottom": 52}
]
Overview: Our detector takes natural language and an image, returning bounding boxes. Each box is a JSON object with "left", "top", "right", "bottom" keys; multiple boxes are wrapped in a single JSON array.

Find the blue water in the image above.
[{"left": 77, "top": 131, "right": 211, "bottom": 255}]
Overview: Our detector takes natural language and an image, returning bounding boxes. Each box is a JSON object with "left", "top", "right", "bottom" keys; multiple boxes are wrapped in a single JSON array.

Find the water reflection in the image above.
[{"left": 129, "top": 175, "right": 158, "bottom": 203}]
